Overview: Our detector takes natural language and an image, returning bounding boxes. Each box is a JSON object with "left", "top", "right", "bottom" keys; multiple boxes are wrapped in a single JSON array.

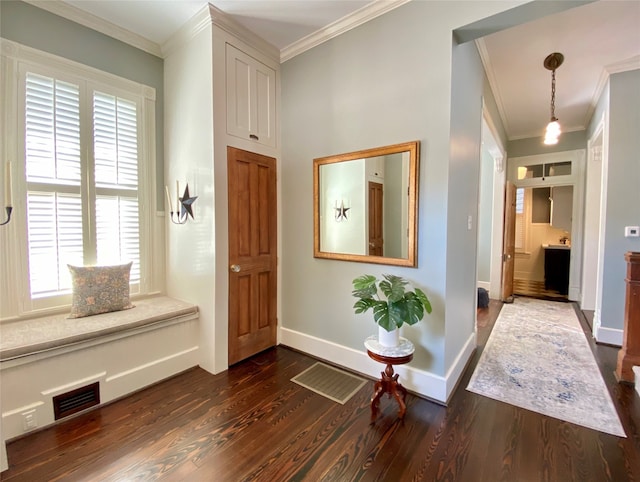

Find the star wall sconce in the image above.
[
  {"left": 334, "top": 199, "right": 350, "bottom": 222},
  {"left": 165, "top": 182, "right": 198, "bottom": 225}
]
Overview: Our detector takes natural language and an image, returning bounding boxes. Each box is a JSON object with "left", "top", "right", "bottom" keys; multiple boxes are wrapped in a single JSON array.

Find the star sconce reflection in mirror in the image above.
[{"left": 334, "top": 200, "right": 350, "bottom": 222}]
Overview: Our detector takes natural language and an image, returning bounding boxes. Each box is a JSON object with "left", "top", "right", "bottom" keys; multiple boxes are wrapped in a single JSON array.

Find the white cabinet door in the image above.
[{"left": 226, "top": 44, "right": 276, "bottom": 148}]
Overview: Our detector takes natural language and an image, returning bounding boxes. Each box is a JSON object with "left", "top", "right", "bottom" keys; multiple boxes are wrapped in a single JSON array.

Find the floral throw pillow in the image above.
[{"left": 68, "top": 263, "right": 134, "bottom": 318}]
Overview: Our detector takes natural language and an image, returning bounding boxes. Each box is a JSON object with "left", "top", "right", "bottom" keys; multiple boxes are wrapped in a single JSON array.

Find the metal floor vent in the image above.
[
  {"left": 53, "top": 382, "right": 100, "bottom": 420},
  {"left": 291, "top": 362, "right": 367, "bottom": 404}
]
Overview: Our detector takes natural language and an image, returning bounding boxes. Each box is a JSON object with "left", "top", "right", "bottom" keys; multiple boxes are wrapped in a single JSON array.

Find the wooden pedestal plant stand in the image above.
[
  {"left": 615, "top": 252, "right": 640, "bottom": 383},
  {"left": 352, "top": 274, "right": 432, "bottom": 422}
]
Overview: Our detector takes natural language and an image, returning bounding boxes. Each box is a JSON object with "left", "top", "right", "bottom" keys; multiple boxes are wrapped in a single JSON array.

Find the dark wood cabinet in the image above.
[{"left": 544, "top": 247, "right": 570, "bottom": 295}]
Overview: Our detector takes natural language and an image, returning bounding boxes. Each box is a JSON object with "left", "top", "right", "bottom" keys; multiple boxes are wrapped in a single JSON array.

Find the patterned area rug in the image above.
[{"left": 467, "top": 298, "right": 625, "bottom": 437}]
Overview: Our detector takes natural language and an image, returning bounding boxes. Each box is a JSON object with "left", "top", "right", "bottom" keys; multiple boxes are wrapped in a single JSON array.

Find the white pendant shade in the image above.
[{"left": 544, "top": 119, "right": 561, "bottom": 145}]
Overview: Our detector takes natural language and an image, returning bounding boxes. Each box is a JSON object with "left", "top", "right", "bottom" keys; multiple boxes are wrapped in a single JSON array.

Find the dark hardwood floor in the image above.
[{"left": 2, "top": 300, "right": 639, "bottom": 481}]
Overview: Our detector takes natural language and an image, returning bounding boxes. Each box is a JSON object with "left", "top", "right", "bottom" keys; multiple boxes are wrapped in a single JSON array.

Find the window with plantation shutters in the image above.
[
  {"left": 2, "top": 40, "right": 156, "bottom": 316},
  {"left": 24, "top": 71, "right": 141, "bottom": 299},
  {"left": 514, "top": 187, "right": 525, "bottom": 251}
]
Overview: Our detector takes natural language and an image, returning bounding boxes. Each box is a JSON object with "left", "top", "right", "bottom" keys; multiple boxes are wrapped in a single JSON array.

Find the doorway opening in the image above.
[{"left": 512, "top": 185, "right": 573, "bottom": 301}]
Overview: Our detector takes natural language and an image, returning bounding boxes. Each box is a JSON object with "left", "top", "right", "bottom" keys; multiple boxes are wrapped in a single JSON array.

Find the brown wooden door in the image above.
[
  {"left": 368, "top": 181, "right": 384, "bottom": 256},
  {"left": 227, "top": 147, "right": 277, "bottom": 365},
  {"left": 501, "top": 181, "right": 516, "bottom": 302}
]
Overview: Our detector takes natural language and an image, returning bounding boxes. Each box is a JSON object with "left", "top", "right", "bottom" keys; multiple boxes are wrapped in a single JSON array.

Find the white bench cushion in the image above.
[{"left": 0, "top": 296, "right": 198, "bottom": 361}]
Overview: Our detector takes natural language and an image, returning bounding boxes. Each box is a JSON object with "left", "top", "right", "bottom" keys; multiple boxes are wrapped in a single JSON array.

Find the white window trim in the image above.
[
  {"left": 515, "top": 187, "right": 532, "bottom": 254},
  {"left": 0, "top": 39, "right": 158, "bottom": 319}
]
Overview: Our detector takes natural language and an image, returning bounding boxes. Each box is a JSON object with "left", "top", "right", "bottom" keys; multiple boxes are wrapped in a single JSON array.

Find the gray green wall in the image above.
[
  {"left": 281, "top": 1, "right": 524, "bottom": 381},
  {"left": 507, "top": 130, "right": 587, "bottom": 158},
  {"left": 600, "top": 69, "right": 640, "bottom": 331},
  {"left": 0, "top": 0, "right": 165, "bottom": 210}
]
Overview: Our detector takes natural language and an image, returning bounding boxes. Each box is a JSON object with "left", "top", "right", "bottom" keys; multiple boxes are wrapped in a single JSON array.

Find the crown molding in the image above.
[
  {"left": 280, "top": 0, "right": 410, "bottom": 63},
  {"left": 476, "top": 38, "right": 511, "bottom": 141},
  {"left": 605, "top": 54, "right": 640, "bottom": 75},
  {"left": 582, "top": 55, "right": 640, "bottom": 130},
  {"left": 207, "top": 4, "right": 280, "bottom": 63},
  {"left": 162, "top": 3, "right": 280, "bottom": 62},
  {"left": 160, "top": 5, "right": 213, "bottom": 58},
  {"left": 22, "top": 0, "right": 163, "bottom": 58}
]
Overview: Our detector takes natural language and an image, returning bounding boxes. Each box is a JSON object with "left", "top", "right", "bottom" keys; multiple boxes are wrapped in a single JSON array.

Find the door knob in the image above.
[{"left": 230, "top": 264, "right": 241, "bottom": 273}]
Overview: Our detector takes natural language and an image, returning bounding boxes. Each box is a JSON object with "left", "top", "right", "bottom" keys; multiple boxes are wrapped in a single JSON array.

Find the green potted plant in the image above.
[{"left": 352, "top": 274, "right": 432, "bottom": 347}]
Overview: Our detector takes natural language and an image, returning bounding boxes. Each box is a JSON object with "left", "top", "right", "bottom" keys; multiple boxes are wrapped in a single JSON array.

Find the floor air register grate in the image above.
[{"left": 291, "top": 362, "right": 367, "bottom": 404}]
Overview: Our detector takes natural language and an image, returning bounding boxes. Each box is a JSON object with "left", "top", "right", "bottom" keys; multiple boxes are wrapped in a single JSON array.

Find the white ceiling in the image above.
[
  {"left": 51, "top": 0, "right": 640, "bottom": 142},
  {"left": 480, "top": 0, "right": 640, "bottom": 140}
]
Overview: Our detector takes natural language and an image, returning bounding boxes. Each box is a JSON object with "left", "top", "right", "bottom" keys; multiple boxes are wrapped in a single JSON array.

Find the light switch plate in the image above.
[{"left": 624, "top": 226, "right": 639, "bottom": 237}]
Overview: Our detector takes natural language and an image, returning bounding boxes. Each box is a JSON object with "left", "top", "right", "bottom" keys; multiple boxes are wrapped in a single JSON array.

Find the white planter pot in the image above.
[{"left": 378, "top": 325, "right": 399, "bottom": 347}]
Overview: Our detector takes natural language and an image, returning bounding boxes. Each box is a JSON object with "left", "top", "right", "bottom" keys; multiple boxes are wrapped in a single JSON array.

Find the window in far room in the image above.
[{"left": 514, "top": 187, "right": 525, "bottom": 251}]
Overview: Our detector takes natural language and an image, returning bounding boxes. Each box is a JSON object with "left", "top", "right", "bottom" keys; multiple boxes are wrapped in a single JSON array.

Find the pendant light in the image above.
[{"left": 543, "top": 52, "right": 564, "bottom": 145}]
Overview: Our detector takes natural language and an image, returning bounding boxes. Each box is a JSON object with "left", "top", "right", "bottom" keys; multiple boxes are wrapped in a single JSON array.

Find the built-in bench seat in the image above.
[{"left": 0, "top": 296, "right": 198, "bottom": 362}]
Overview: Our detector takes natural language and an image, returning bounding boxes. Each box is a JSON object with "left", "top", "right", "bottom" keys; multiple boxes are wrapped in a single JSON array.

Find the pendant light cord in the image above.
[{"left": 550, "top": 68, "right": 557, "bottom": 120}]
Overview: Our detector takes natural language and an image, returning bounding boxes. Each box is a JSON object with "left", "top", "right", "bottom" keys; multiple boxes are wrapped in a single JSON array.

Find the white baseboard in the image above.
[
  {"left": 633, "top": 367, "right": 640, "bottom": 397},
  {"left": 477, "top": 281, "right": 490, "bottom": 291},
  {"left": 445, "top": 333, "right": 476, "bottom": 402},
  {"left": 280, "top": 327, "right": 474, "bottom": 405},
  {"left": 594, "top": 323, "right": 623, "bottom": 347},
  {"left": 103, "top": 346, "right": 199, "bottom": 401},
  {"left": 0, "top": 441, "right": 6, "bottom": 473},
  {"left": 1, "top": 345, "right": 198, "bottom": 443},
  {"left": 1, "top": 317, "right": 200, "bottom": 460},
  {"left": 568, "top": 285, "right": 580, "bottom": 302}
]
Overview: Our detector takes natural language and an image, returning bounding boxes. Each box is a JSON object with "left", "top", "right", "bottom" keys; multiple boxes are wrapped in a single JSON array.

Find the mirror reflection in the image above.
[{"left": 313, "top": 141, "right": 419, "bottom": 267}]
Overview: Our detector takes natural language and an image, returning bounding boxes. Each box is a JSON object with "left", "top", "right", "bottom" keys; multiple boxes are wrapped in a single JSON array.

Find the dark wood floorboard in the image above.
[{"left": 2, "top": 299, "right": 639, "bottom": 481}]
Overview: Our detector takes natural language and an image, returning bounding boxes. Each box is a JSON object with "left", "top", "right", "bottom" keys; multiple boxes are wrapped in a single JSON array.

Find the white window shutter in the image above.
[
  {"left": 94, "top": 92, "right": 138, "bottom": 189},
  {"left": 27, "top": 192, "right": 83, "bottom": 297},
  {"left": 93, "top": 90, "right": 140, "bottom": 282},
  {"left": 96, "top": 196, "right": 140, "bottom": 283},
  {"left": 515, "top": 188, "right": 525, "bottom": 250},
  {"left": 25, "top": 73, "right": 83, "bottom": 297},
  {"left": 20, "top": 61, "right": 148, "bottom": 308},
  {"left": 25, "top": 73, "right": 81, "bottom": 184}
]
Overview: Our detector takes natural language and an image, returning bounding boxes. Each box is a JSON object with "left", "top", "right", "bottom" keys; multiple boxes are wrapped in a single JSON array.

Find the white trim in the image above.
[
  {"left": 582, "top": 115, "right": 605, "bottom": 312},
  {"left": 21, "top": 0, "right": 162, "bottom": 58},
  {"left": 207, "top": 5, "right": 279, "bottom": 62},
  {"left": 445, "top": 333, "right": 476, "bottom": 402},
  {"left": 41, "top": 372, "right": 107, "bottom": 397},
  {"left": 508, "top": 149, "right": 586, "bottom": 303},
  {"left": 1, "top": 39, "right": 152, "bottom": 96},
  {"left": 477, "top": 39, "right": 510, "bottom": 139},
  {"left": 279, "top": 327, "right": 448, "bottom": 404},
  {"left": 160, "top": 5, "right": 215, "bottom": 58},
  {"left": 280, "top": 0, "right": 410, "bottom": 63},
  {"left": 161, "top": 4, "right": 280, "bottom": 62},
  {"left": 585, "top": 56, "right": 640, "bottom": 131},
  {"left": 594, "top": 325, "right": 623, "bottom": 347},
  {"left": 632, "top": 367, "right": 640, "bottom": 396},
  {"left": 605, "top": 54, "right": 640, "bottom": 75},
  {"left": 1, "top": 317, "right": 198, "bottom": 464},
  {"left": 481, "top": 107, "right": 506, "bottom": 300},
  {"left": 477, "top": 281, "right": 491, "bottom": 291},
  {"left": 24, "top": 0, "right": 413, "bottom": 64},
  {"left": 593, "top": 309, "right": 622, "bottom": 346}
]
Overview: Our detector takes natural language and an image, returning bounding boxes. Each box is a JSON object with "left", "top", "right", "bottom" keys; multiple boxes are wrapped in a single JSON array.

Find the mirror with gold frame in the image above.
[{"left": 313, "top": 141, "right": 419, "bottom": 266}]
